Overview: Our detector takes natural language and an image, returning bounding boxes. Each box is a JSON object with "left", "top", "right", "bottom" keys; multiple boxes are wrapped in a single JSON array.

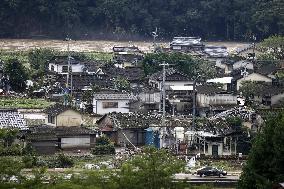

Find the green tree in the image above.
[
  {"left": 143, "top": 52, "right": 215, "bottom": 80},
  {"left": 28, "top": 48, "right": 55, "bottom": 79},
  {"left": 115, "top": 147, "right": 185, "bottom": 189},
  {"left": 115, "top": 76, "right": 130, "bottom": 91},
  {"left": 0, "top": 157, "right": 23, "bottom": 188},
  {"left": 3, "top": 58, "right": 28, "bottom": 92},
  {"left": 0, "top": 128, "right": 19, "bottom": 147},
  {"left": 226, "top": 116, "right": 243, "bottom": 130},
  {"left": 239, "top": 81, "right": 264, "bottom": 102},
  {"left": 259, "top": 35, "right": 284, "bottom": 60},
  {"left": 238, "top": 112, "right": 284, "bottom": 189}
]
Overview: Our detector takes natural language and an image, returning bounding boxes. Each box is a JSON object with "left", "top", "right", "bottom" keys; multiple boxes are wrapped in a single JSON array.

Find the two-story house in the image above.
[
  {"left": 28, "top": 104, "right": 96, "bottom": 154},
  {"left": 196, "top": 84, "right": 238, "bottom": 116},
  {"left": 92, "top": 91, "right": 134, "bottom": 115},
  {"left": 113, "top": 46, "right": 144, "bottom": 67},
  {"left": 48, "top": 56, "right": 85, "bottom": 74},
  {"left": 149, "top": 68, "right": 193, "bottom": 90},
  {"left": 44, "top": 104, "right": 82, "bottom": 127},
  {"left": 170, "top": 37, "right": 205, "bottom": 52}
]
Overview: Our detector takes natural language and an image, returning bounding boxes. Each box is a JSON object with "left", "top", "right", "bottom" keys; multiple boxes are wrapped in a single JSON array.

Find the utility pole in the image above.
[
  {"left": 252, "top": 35, "right": 256, "bottom": 62},
  {"left": 192, "top": 79, "right": 196, "bottom": 129},
  {"left": 66, "top": 37, "right": 72, "bottom": 96},
  {"left": 159, "top": 62, "right": 169, "bottom": 148},
  {"left": 192, "top": 75, "right": 200, "bottom": 130}
]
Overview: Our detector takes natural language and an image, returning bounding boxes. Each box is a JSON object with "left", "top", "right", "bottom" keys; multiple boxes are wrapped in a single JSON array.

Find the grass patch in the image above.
[
  {"left": 0, "top": 50, "right": 30, "bottom": 68},
  {"left": 0, "top": 98, "right": 53, "bottom": 109},
  {"left": 84, "top": 52, "right": 113, "bottom": 61},
  {"left": 198, "top": 160, "right": 244, "bottom": 172}
]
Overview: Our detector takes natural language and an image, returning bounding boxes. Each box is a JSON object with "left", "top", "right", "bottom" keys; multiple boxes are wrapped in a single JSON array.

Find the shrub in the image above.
[
  {"left": 22, "top": 155, "right": 38, "bottom": 168},
  {"left": 91, "top": 144, "right": 115, "bottom": 155},
  {"left": 91, "top": 136, "right": 115, "bottom": 155},
  {"left": 56, "top": 153, "right": 74, "bottom": 168},
  {"left": 0, "top": 144, "right": 22, "bottom": 156}
]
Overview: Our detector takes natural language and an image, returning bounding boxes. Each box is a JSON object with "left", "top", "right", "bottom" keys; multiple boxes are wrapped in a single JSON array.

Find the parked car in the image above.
[{"left": 196, "top": 166, "right": 227, "bottom": 177}]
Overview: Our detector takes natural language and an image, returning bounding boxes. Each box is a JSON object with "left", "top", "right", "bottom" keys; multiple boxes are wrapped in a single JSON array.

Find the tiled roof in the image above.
[
  {"left": 170, "top": 37, "right": 203, "bottom": 46},
  {"left": 196, "top": 84, "right": 225, "bottom": 94},
  {"left": 27, "top": 125, "right": 96, "bottom": 140},
  {"left": 204, "top": 46, "right": 229, "bottom": 58},
  {"left": 0, "top": 109, "right": 28, "bottom": 130},
  {"left": 149, "top": 68, "right": 190, "bottom": 81},
  {"left": 101, "top": 65, "right": 144, "bottom": 81},
  {"left": 93, "top": 92, "right": 133, "bottom": 100},
  {"left": 97, "top": 112, "right": 193, "bottom": 129},
  {"left": 255, "top": 84, "right": 284, "bottom": 96},
  {"left": 44, "top": 104, "right": 78, "bottom": 116},
  {"left": 57, "top": 74, "right": 114, "bottom": 90},
  {"left": 255, "top": 63, "right": 279, "bottom": 75},
  {"left": 49, "top": 55, "right": 81, "bottom": 65},
  {"left": 113, "top": 46, "right": 141, "bottom": 53},
  {"left": 55, "top": 126, "right": 96, "bottom": 136}
]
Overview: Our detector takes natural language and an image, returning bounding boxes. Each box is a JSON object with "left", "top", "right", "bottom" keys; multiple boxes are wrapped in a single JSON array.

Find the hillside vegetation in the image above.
[{"left": 0, "top": 0, "right": 283, "bottom": 40}]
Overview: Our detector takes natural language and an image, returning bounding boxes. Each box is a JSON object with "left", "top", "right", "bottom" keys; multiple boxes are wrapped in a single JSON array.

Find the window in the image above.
[
  {"left": 62, "top": 66, "right": 71, "bottom": 73},
  {"left": 102, "top": 102, "right": 118, "bottom": 108},
  {"left": 51, "top": 65, "right": 55, "bottom": 71},
  {"left": 48, "top": 115, "right": 55, "bottom": 124}
]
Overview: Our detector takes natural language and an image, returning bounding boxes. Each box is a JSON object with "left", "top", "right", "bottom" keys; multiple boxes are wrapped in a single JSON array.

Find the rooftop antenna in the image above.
[
  {"left": 151, "top": 27, "right": 158, "bottom": 50},
  {"left": 252, "top": 35, "right": 257, "bottom": 62}
]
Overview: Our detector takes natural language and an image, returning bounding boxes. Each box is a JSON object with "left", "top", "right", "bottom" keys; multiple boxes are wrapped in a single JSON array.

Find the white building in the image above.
[
  {"left": 48, "top": 56, "right": 85, "bottom": 74},
  {"left": 196, "top": 85, "right": 238, "bottom": 108},
  {"left": 93, "top": 92, "right": 133, "bottom": 115},
  {"left": 149, "top": 68, "right": 193, "bottom": 90}
]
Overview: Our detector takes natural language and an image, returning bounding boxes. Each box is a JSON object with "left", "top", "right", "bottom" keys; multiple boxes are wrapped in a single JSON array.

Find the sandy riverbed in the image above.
[{"left": 0, "top": 39, "right": 249, "bottom": 53}]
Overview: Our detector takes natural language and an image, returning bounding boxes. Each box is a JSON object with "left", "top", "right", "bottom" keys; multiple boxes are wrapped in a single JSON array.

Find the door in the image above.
[{"left": 212, "top": 145, "right": 218, "bottom": 157}]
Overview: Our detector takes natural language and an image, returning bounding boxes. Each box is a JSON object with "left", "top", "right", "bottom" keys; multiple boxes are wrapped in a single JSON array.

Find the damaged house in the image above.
[
  {"left": 196, "top": 84, "right": 238, "bottom": 116},
  {"left": 26, "top": 104, "right": 96, "bottom": 154},
  {"left": 113, "top": 46, "right": 144, "bottom": 67},
  {"left": 170, "top": 37, "right": 205, "bottom": 52}
]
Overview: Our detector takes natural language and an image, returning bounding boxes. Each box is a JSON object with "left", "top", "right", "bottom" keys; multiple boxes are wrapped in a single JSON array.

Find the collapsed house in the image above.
[
  {"left": 112, "top": 46, "right": 144, "bottom": 67},
  {"left": 0, "top": 109, "right": 28, "bottom": 130},
  {"left": 25, "top": 104, "right": 96, "bottom": 154},
  {"left": 170, "top": 37, "right": 205, "bottom": 52}
]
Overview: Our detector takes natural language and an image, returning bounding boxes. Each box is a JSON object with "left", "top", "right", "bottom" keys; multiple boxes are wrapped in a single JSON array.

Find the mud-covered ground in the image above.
[{"left": 0, "top": 39, "right": 249, "bottom": 53}]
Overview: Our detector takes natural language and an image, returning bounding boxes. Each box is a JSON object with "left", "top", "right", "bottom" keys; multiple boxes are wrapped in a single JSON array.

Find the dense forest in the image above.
[{"left": 0, "top": 0, "right": 283, "bottom": 40}]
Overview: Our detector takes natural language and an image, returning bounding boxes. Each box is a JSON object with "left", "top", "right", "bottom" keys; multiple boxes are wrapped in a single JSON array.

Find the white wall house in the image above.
[
  {"left": 48, "top": 62, "right": 85, "bottom": 74},
  {"left": 236, "top": 73, "right": 272, "bottom": 90},
  {"left": 93, "top": 92, "right": 133, "bottom": 115},
  {"left": 139, "top": 90, "right": 161, "bottom": 104},
  {"left": 149, "top": 68, "right": 193, "bottom": 90},
  {"left": 197, "top": 93, "right": 238, "bottom": 107}
]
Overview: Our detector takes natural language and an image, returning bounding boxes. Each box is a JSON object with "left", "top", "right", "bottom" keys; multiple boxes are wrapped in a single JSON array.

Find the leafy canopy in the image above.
[{"left": 238, "top": 112, "right": 284, "bottom": 189}]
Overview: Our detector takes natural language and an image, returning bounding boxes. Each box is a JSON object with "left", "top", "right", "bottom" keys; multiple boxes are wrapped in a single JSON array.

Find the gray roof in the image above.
[
  {"left": 196, "top": 84, "right": 225, "bottom": 94},
  {"left": 149, "top": 68, "right": 190, "bottom": 81},
  {"left": 204, "top": 46, "right": 229, "bottom": 58},
  {"left": 93, "top": 92, "right": 133, "bottom": 100},
  {"left": 44, "top": 104, "right": 79, "bottom": 116},
  {"left": 170, "top": 37, "right": 203, "bottom": 46}
]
